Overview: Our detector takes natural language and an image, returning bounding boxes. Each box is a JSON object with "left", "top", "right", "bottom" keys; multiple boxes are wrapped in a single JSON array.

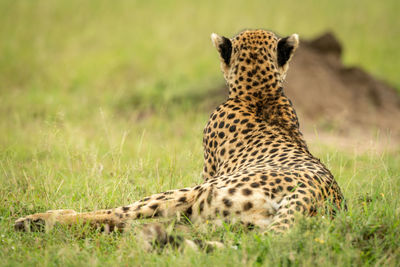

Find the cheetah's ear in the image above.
[
  {"left": 277, "top": 33, "right": 299, "bottom": 67},
  {"left": 211, "top": 33, "right": 232, "bottom": 66}
]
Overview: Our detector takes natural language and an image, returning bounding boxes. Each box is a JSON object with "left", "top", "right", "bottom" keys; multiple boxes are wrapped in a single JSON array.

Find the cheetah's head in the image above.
[{"left": 211, "top": 30, "right": 299, "bottom": 97}]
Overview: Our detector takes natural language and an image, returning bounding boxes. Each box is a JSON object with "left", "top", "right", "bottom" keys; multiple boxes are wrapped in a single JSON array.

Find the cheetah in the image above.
[{"left": 15, "top": 30, "right": 345, "bottom": 241}]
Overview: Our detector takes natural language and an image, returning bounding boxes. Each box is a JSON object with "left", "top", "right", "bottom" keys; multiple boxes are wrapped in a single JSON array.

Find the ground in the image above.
[{"left": 1, "top": 0, "right": 400, "bottom": 266}]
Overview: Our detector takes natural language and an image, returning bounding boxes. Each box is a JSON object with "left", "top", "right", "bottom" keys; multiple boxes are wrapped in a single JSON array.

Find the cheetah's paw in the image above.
[{"left": 14, "top": 209, "right": 76, "bottom": 232}]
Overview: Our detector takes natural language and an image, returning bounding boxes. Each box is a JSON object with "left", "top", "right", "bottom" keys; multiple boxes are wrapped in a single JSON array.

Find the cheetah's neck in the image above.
[{"left": 229, "top": 77, "right": 309, "bottom": 151}]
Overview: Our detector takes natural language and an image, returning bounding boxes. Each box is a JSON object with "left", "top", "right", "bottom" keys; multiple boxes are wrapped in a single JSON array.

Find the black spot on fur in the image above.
[
  {"left": 243, "top": 202, "right": 253, "bottom": 211},
  {"left": 122, "top": 206, "right": 130, "bottom": 212},
  {"left": 185, "top": 206, "right": 193, "bottom": 216},
  {"left": 223, "top": 198, "right": 233, "bottom": 207},
  {"left": 242, "top": 188, "right": 252, "bottom": 196},
  {"left": 284, "top": 177, "right": 293, "bottom": 182},
  {"left": 250, "top": 182, "right": 260, "bottom": 188},
  {"left": 228, "top": 188, "right": 236, "bottom": 195},
  {"left": 149, "top": 204, "right": 159, "bottom": 210},
  {"left": 199, "top": 200, "right": 205, "bottom": 213}
]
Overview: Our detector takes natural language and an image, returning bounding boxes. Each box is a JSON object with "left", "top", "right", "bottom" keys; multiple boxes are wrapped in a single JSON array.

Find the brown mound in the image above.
[{"left": 285, "top": 32, "right": 400, "bottom": 144}]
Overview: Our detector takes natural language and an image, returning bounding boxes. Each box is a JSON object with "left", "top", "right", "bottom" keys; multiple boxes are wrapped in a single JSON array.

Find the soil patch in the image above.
[{"left": 285, "top": 32, "right": 400, "bottom": 146}]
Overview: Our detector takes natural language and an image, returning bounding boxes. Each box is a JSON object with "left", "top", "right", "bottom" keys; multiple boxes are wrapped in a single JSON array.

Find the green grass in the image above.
[{"left": 1, "top": 0, "right": 400, "bottom": 266}]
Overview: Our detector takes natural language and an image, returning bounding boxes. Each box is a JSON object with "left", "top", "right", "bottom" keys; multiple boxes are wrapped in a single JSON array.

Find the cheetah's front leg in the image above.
[
  {"left": 14, "top": 208, "right": 132, "bottom": 232},
  {"left": 15, "top": 186, "right": 199, "bottom": 232}
]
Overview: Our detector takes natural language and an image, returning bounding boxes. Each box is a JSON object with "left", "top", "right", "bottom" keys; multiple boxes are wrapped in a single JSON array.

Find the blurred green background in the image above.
[
  {"left": 1, "top": 1, "right": 399, "bottom": 266},
  {"left": 1, "top": 0, "right": 399, "bottom": 115}
]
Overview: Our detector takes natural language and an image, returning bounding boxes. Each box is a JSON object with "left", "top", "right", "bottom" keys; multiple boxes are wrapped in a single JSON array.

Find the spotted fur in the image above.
[{"left": 15, "top": 30, "right": 345, "bottom": 239}]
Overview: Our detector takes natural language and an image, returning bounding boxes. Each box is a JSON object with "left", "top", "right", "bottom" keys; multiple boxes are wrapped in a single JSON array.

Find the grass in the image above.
[{"left": 0, "top": 0, "right": 400, "bottom": 266}]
